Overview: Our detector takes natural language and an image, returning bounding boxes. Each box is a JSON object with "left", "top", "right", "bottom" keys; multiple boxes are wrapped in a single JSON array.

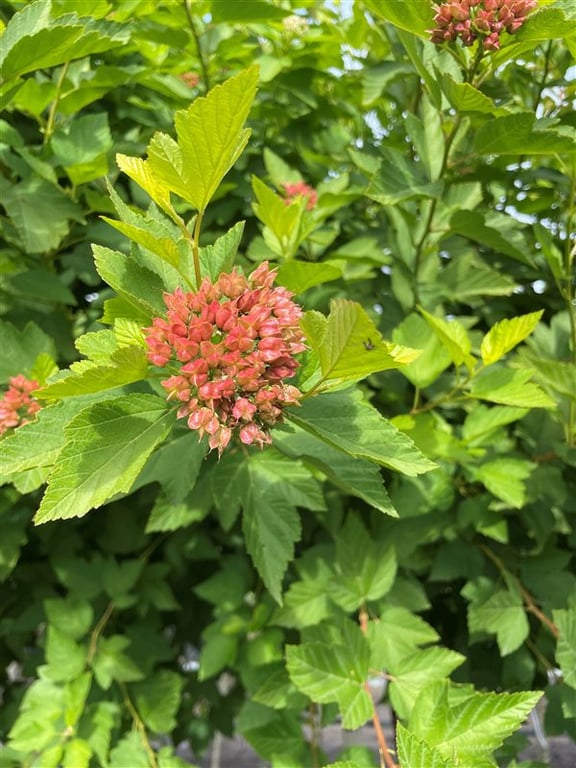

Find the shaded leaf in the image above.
[{"left": 35, "top": 394, "right": 174, "bottom": 523}]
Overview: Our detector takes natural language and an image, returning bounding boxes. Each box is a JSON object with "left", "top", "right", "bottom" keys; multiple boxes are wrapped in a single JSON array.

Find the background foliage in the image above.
[{"left": 0, "top": 1, "right": 575, "bottom": 767}]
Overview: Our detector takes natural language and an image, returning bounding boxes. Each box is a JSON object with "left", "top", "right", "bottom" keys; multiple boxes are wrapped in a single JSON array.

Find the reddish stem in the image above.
[{"left": 359, "top": 607, "right": 398, "bottom": 768}]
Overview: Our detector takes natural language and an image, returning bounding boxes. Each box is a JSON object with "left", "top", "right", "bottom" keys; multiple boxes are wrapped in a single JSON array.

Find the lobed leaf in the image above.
[{"left": 35, "top": 394, "right": 174, "bottom": 523}]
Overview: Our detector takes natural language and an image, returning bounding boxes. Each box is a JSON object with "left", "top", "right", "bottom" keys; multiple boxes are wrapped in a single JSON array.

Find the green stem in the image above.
[
  {"left": 192, "top": 208, "right": 204, "bottom": 287},
  {"left": 44, "top": 61, "right": 70, "bottom": 144},
  {"left": 87, "top": 602, "right": 114, "bottom": 664},
  {"left": 412, "top": 114, "right": 462, "bottom": 306},
  {"left": 184, "top": 0, "right": 211, "bottom": 93},
  {"left": 533, "top": 41, "right": 554, "bottom": 114},
  {"left": 119, "top": 682, "right": 159, "bottom": 768}
]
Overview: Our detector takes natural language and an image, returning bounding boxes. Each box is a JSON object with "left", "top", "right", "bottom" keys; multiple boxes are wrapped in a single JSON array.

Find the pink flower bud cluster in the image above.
[
  {"left": 0, "top": 375, "right": 41, "bottom": 435},
  {"left": 283, "top": 181, "right": 318, "bottom": 211},
  {"left": 144, "top": 262, "right": 306, "bottom": 455},
  {"left": 430, "top": 0, "right": 537, "bottom": 50}
]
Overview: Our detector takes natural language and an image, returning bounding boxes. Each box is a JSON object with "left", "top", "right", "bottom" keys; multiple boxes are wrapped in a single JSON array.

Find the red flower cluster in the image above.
[
  {"left": 283, "top": 181, "right": 318, "bottom": 211},
  {"left": 145, "top": 263, "right": 306, "bottom": 454},
  {"left": 0, "top": 375, "right": 41, "bottom": 435},
  {"left": 180, "top": 71, "right": 200, "bottom": 88},
  {"left": 430, "top": 0, "right": 537, "bottom": 50}
]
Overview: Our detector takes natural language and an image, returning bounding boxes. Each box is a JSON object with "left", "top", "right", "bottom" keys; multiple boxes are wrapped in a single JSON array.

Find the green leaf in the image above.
[
  {"left": 3, "top": 176, "right": 82, "bottom": 253},
  {"left": 553, "top": 606, "right": 576, "bottom": 690},
  {"left": 450, "top": 210, "right": 531, "bottom": 265},
  {"left": 469, "top": 368, "right": 555, "bottom": 408},
  {"left": 286, "top": 389, "right": 436, "bottom": 476},
  {"left": 273, "top": 422, "right": 397, "bottom": 516},
  {"left": 286, "top": 624, "right": 373, "bottom": 729},
  {"left": 45, "top": 625, "right": 87, "bottom": 682},
  {"left": 362, "top": 0, "right": 435, "bottom": 37},
  {"left": 481, "top": 311, "right": 544, "bottom": 365},
  {"left": 37, "top": 346, "right": 148, "bottom": 399},
  {"left": 35, "top": 394, "right": 174, "bottom": 523},
  {"left": 276, "top": 259, "right": 342, "bottom": 294},
  {"left": 366, "top": 148, "right": 443, "bottom": 205},
  {"left": 474, "top": 113, "right": 576, "bottom": 156},
  {"left": 8, "top": 677, "right": 63, "bottom": 753},
  {"left": 0, "top": 2, "right": 129, "bottom": 83},
  {"left": 92, "top": 635, "right": 144, "bottom": 689},
  {"left": 439, "top": 74, "right": 508, "bottom": 116},
  {"left": 109, "top": 731, "right": 150, "bottom": 767},
  {"left": 272, "top": 579, "right": 333, "bottom": 629},
  {"left": 51, "top": 113, "right": 112, "bottom": 184},
  {"left": 240, "top": 708, "right": 307, "bottom": 765},
  {"left": 252, "top": 175, "right": 302, "bottom": 254},
  {"left": 84, "top": 701, "right": 119, "bottom": 766},
  {"left": 302, "top": 299, "right": 420, "bottom": 390},
  {"left": 474, "top": 458, "right": 534, "bottom": 509},
  {"left": 62, "top": 739, "right": 92, "bottom": 768},
  {"left": 44, "top": 597, "right": 93, "bottom": 640},
  {"left": 328, "top": 516, "right": 397, "bottom": 611},
  {"left": 420, "top": 308, "right": 475, "bottom": 370},
  {"left": 462, "top": 405, "right": 529, "bottom": 444},
  {"left": 387, "top": 647, "right": 465, "bottom": 720},
  {"left": 238, "top": 450, "right": 321, "bottom": 602},
  {"left": 410, "top": 682, "right": 542, "bottom": 764},
  {"left": 148, "top": 66, "right": 259, "bottom": 211},
  {"left": 393, "top": 314, "right": 451, "bottom": 388},
  {"left": 198, "top": 220, "right": 245, "bottom": 282},
  {"left": 211, "top": 0, "right": 291, "bottom": 22},
  {"left": 92, "top": 245, "right": 167, "bottom": 316},
  {"left": 134, "top": 431, "right": 207, "bottom": 504},
  {"left": 0, "top": 321, "right": 55, "bottom": 383},
  {"left": 101, "top": 217, "right": 184, "bottom": 271},
  {"left": 0, "top": 399, "right": 107, "bottom": 477},
  {"left": 396, "top": 722, "right": 450, "bottom": 768},
  {"left": 468, "top": 588, "right": 530, "bottom": 655},
  {"left": 8, "top": 268, "right": 77, "bottom": 305},
  {"left": 439, "top": 252, "right": 517, "bottom": 300},
  {"left": 64, "top": 672, "right": 92, "bottom": 727},
  {"left": 115, "top": 153, "right": 181, "bottom": 224},
  {"left": 132, "top": 671, "right": 184, "bottom": 733},
  {"left": 368, "top": 607, "right": 439, "bottom": 671}
]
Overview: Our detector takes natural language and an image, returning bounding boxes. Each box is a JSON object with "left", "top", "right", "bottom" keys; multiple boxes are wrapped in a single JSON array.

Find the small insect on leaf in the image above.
[{"left": 363, "top": 338, "right": 375, "bottom": 351}]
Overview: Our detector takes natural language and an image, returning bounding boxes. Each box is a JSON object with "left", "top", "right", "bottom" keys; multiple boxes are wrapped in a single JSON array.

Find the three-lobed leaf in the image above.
[{"left": 146, "top": 66, "right": 259, "bottom": 212}]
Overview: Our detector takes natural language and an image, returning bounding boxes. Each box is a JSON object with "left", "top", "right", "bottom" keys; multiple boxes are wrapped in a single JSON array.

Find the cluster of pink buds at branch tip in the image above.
[
  {"left": 429, "top": 0, "right": 537, "bottom": 50},
  {"left": 144, "top": 262, "right": 306, "bottom": 455},
  {"left": 0, "top": 375, "right": 41, "bottom": 435},
  {"left": 283, "top": 181, "right": 318, "bottom": 211}
]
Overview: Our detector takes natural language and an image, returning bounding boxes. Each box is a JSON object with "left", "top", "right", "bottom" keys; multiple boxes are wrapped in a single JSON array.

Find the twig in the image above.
[
  {"left": 87, "top": 601, "right": 114, "bottom": 663},
  {"left": 359, "top": 607, "right": 397, "bottom": 768},
  {"left": 479, "top": 544, "right": 559, "bottom": 638},
  {"left": 120, "top": 681, "right": 159, "bottom": 768},
  {"left": 44, "top": 62, "right": 70, "bottom": 144}
]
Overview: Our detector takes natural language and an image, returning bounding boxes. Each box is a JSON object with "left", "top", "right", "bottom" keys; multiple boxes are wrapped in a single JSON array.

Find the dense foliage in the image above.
[{"left": 1, "top": 1, "right": 575, "bottom": 767}]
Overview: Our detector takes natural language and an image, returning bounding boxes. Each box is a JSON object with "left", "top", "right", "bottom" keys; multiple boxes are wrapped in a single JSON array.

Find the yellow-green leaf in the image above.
[{"left": 480, "top": 310, "right": 543, "bottom": 365}]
